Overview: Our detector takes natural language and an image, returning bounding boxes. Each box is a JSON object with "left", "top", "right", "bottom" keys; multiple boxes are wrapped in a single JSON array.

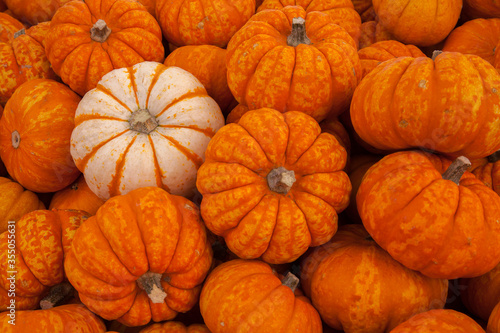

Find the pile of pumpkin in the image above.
[{"left": 0, "top": 0, "right": 500, "bottom": 332}]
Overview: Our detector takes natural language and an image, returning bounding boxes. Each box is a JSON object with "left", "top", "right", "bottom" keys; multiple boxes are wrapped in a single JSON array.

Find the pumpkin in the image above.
[
  {"left": 3, "top": 0, "right": 71, "bottom": 25},
  {"left": 256, "top": 0, "right": 362, "bottom": 45},
  {"left": 164, "top": 45, "right": 236, "bottom": 115},
  {"left": 137, "top": 0, "right": 156, "bottom": 17},
  {"left": 197, "top": 108, "right": 351, "bottom": 264},
  {"left": 389, "top": 309, "right": 485, "bottom": 333},
  {"left": 358, "top": 40, "right": 426, "bottom": 79},
  {"left": 352, "top": 0, "right": 376, "bottom": 22},
  {"left": 226, "top": 5, "right": 361, "bottom": 122},
  {"left": 372, "top": 0, "right": 462, "bottom": 47},
  {"left": 358, "top": 19, "right": 395, "bottom": 49},
  {"left": 463, "top": 0, "right": 500, "bottom": 19},
  {"left": 156, "top": 0, "right": 256, "bottom": 48},
  {"left": 300, "top": 223, "right": 448, "bottom": 333},
  {"left": 488, "top": 302, "right": 500, "bottom": 333},
  {"left": 0, "top": 177, "right": 45, "bottom": 234},
  {"left": 70, "top": 61, "right": 224, "bottom": 201},
  {"left": 469, "top": 151, "right": 500, "bottom": 195},
  {"left": 225, "top": 104, "right": 250, "bottom": 124},
  {"left": 0, "top": 209, "right": 88, "bottom": 311},
  {"left": 0, "top": 79, "right": 81, "bottom": 193},
  {"left": 350, "top": 51, "right": 500, "bottom": 159},
  {"left": 0, "top": 303, "right": 106, "bottom": 332},
  {"left": 140, "top": 322, "right": 211, "bottom": 333},
  {"left": 49, "top": 175, "right": 106, "bottom": 215},
  {"left": 64, "top": 186, "right": 213, "bottom": 327},
  {"left": 200, "top": 259, "right": 322, "bottom": 333},
  {"left": 443, "top": 18, "right": 500, "bottom": 73},
  {"left": 44, "top": 0, "right": 164, "bottom": 96},
  {"left": 357, "top": 150, "right": 500, "bottom": 279}
]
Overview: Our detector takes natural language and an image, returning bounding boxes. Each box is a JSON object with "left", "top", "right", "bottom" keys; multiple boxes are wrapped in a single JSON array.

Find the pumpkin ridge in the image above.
[
  {"left": 155, "top": 87, "right": 207, "bottom": 118},
  {"left": 127, "top": 65, "right": 140, "bottom": 107},
  {"left": 108, "top": 135, "right": 138, "bottom": 197},
  {"left": 96, "top": 83, "right": 133, "bottom": 113},
  {"left": 74, "top": 114, "right": 126, "bottom": 127},
  {"left": 155, "top": 132, "right": 204, "bottom": 168},
  {"left": 75, "top": 129, "right": 130, "bottom": 170},
  {"left": 157, "top": 124, "right": 217, "bottom": 138},
  {"left": 147, "top": 135, "right": 167, "bottom": 190},
  {"left": 261, "top": 195, "right": 284, "bottom": 258},
  {"left": 235, "top": 122, "right": 276, "bottom": 170},
  {"left": 145, "top": 64, "right": 169, "bottom": 110}
]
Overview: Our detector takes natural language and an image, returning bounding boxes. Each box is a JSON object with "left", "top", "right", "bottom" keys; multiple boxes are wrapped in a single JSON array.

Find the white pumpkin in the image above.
[{"left": 70, "top": 61, "right": 225, "bottom": 200}]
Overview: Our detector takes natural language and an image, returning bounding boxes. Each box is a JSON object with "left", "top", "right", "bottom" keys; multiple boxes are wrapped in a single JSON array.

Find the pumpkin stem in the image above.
[
  {"left": 90, "top": 19, "right": 112, "bottom": 43},
  {"left": 137, "top": 272, "right": 167, "bottom": 304},
  {"left": 267, "top": 166, "right": 296, "bottom": 194},
  {"left": 14, "top": 29, "right": 25, "bottom": 39},
  {"left": 11, "top": 130, "right": 20, "bottom": 149},
  {"left": 287, "top": 17, "right": 311, "bottom": 47},
  {"left": 282, "top": 272, "right": 299, "bottom": 293},
  {"left": 129, "top": 109, "right": 158, "bottom": 134},
  {"left": 39, "top": 283, "right": 74, "bottom": 310},
  {"left": 431, "top": 50, "right": 443, "bottom": 61},
  {"left": 487, "top": 151, "right": 500, "bottom": 163},
  {"left": 442, "top": 156, "right": 471, "bottom": 185}
]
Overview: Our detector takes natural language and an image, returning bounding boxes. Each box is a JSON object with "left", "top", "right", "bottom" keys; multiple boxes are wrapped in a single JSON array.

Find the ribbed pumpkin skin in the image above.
[
  {"left": 49, "top": 175, "right": 105, "bottom": 215},
  {"left": 389, "top": 309, "right": 485, "bottom": 333},
  {"left": 140, "top": 322, "right": 211, "bottom": 333},
  {"left": 70, "top": 62, "right": 224, "bottom": 201},
  {"left": 0, "top": 79, "right": 81, "bottom": 193},
  {"left": 137, "top": 0, "right": 156, "bottom": 17},
  {"left": 463, "top": 0, "right": 500, "bottom": 19},
  {"left": 357, "top": 150, "right": 500, "bottom": 279},
  {"left": 64, "top": 187, "right": 213, "bottom": 327},
  {"left": 488, "top": 302, "right": 500, "bottom": 333},
  {"left": 358, "top": 19, "right": 394, "bottom": 49},
  {"left": 44, "top": 0, "right": 164, "bottom": 96},
  {"left": 257, "top": 0, "right": 361, "bottom": 45},
  {"left": 372, "top": 0, "right": 462, "bottom": 47},
  {"left": 3, "top": 0, "right": 71, "bottom": 25},
  {"left": 0, "top": 177, "right": 45, "bottom": 234},
  {"left": 200, "top": 259, "right": 322, "bottom": 333},
  {"left": 156, "top": 0, "right": 255, "bottom": 48},
  {"left": 350, "top": 52, "right": 500, "bottom": 160},
  {"left": 197, "top": 108, "right": 351, "bottom": 264},
  {"left": 300, "top": 224, "right": 448, "bottom": 333},
  {"left": 226, "top": 6, "right": 361, "bottom": 122},
  {"left": 470, "top": 156, "right": 500, "bottom": 195},
  {"left": 352, "top": 0, "right": 375, "bottom": 21},
  {"left": 358, "top": 40, "right": 425, "bottom": 79},
  {"left": 0, "top": 303, "right": 106, "bottom": 332},
  {"left": 0, "top": 209, "right": 88, "bottom": 311}
]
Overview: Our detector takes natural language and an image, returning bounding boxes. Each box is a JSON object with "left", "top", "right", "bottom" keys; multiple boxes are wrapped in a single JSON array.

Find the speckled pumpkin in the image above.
[
  {"left": 140, "top": 322, "right": 211, "bottom": 333},
  {"left": 3, "top": 0, "right": 71, "bottom": 25},
  {"left": 64, "top": 187, "right": 213, "bottom": 327},
  {"left": 70, "top": 61, "right": 224, "bottom": 201},
  {"left": 197, "top": 108, "right": 351, "bottom": 264}
]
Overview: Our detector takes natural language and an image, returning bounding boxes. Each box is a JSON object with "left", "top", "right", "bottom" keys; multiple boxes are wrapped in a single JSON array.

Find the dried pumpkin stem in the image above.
[
  {"left": 90, "top": 19, "right": 112, "bottom": 43},
  {"left": 431, "top": 50, "right": 443, "bottom": 61},
  {"left": 137, "top": 272, "right": 167, "bottom": 304},
  {"left": 282, "top": 272, "right": 299, "bottom": 293},
  {"left": 129, "top": 109, "right": 158, "bottom": 134},
  {"left": 442, "top": 156, "right": 471, "bottom": 185},
  {"left": 39, "top": 283, "right": 74, "bottom": 310},
  {"left": 487, "top": 151, "right": 500, "bottom": 163},
  {"left": 287, "top": 17, "right": 311, "bottom": 47},
  {"left": 267, "top": 166, "right": 296, "bottom": 194},
  {"left": 11, "top": 130, "right": 20, "bottom": 149},
  {"left": 14, "top": 29, "right": 25, "bottom": 39}
]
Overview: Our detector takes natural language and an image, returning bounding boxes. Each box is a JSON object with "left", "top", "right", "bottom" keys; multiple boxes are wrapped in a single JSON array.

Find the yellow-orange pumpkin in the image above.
[{"left": 49, "top": 175, "right": 105, "bottom": 216}]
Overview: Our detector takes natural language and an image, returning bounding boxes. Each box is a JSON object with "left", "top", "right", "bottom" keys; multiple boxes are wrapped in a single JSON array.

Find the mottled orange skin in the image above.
[
  {"left": 350, "top": 52, "right": 500, "bottom": 159},
  {"left": 300, "top": 224, "right": 448, "bottom": 333},
  {"left": 140, "top": 322, "right": 211, "bottom": 333},
  {"left": 164, "top": 45, "right": 236, "bottom": 114},
  {"left": 463, "top": 0, "right": 500, "bottom": 19},
  {"left": 197, "top": 108, "right": 351, "bottom": 264},
  {"left": 352, "top": 0, "right": 376, "bottom": 22},
  {"left": 257, "top": 0, "right": 361, "bottom": 45},
  {"left": 357, "top": 150, "right": 500, "bottom": 279},
  {"left": 44, "top": 0, "right": 164, "bottom": 96},
  {"left": 137, "top": 0, "right": 156, "bottom": 17},
  {"left": 358, "top": 40, "right": 425, "bottom": 79},
  {"left": 372, "top": 0, "right": 462, "bottom": 47},
  {"left": 226, "top": 6, "right": 361, "bottom": 122},
  {"left": 488, "top": 303, "right": 500, "bottom": 333},
  {"left": 358, "top": 19, "right": 395, "bottom": 49},
  {"left": 460, "top": 262, "right": 500, "bottom": 321},
  {"left": 0, "top": 303, "right": 106, "bottom": 332},
  {"left": 389, "top": 309, "right": 485, "bottom": 333},
  {"left": 0, "top": 177, "right": 45, "bottom": 234},
  {"left": 0, "top": 11, "right": 23, "bottom": 42},
  {"left": 64, "top": 187, "right": 213, "bottom": 327},
  {"left": 0, "top": 209, "right": 88, "bottom": 311},
  {"left": 200, "top": 259, "right": 322, "bottom": 333},
  {"left": 225, "top": 104, "right": 249, "bottom": 124},
  {"left": 469, "top": 156, "right": 500, "bottom": 195},
  {"left": 156, "top": 0, "right": 256, "bottom": 48},
  {"left": 49, "top": 174, "right": 106, "bottom": 215},
  {"left": 3, "top": 0, "right": 71, "bottom": 25}
]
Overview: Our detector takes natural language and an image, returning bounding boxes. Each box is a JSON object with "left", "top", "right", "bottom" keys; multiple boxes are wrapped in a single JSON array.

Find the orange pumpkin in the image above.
[
  {"left": 64, "top": 187, "right": 213, "bottom": 327},
  {"left": 3, "top": 0, "right": 71, "bottom": 25},
  {"left": 0, "top": 177, "right": 45, "bottom": 234},
  {"left": 358, "top": 19, "right": 395, "bottom": 49},
  {"left": 200, "top": 259, "right": 322, "bottom": 333},
  {"left": 226, "top": 5, "right": 361, "bottom": 122},
  {"left": 140, "top": 322, "right": 211, "bottom": 333},
  {"left": 469, "top": 151, "right": 500, "bottom": 195},
  {"left": 0, "top": 79, "right": 81, "bottom": 193},
  {"left": 49, "top": 175, "right": 106, "bottom": 215},
  {"left": 350, "top": 51, "right": 500, "bottom": 159},
  {"left": 357, "top": 150, "right": 500, "bottom": 279},
  {"left": 463, "top": 0, "right": 500, "bottom": 19},
  {"left": 197, "top": 108, "right": 351, "bottom": 264},
  {"left": 0, "top": 209, "right": 88, "bottom": 311},
  {"left": 156, "top": 0, "right": 255, "bottom": 48},
  {"left": 44, "top": 0, "right": 164, "bottom": 96},
  {"left": 488, "top": 302, "right": 500, "bottom": 333},
  {"left": 389, "top": 309, "right": 485, "bottom": 333},
  {"left": 352, "top": 0, "right": 376, "bottom": 22},
  {"left": 137, "top": 0, "right": 156, "bottom": 17}
]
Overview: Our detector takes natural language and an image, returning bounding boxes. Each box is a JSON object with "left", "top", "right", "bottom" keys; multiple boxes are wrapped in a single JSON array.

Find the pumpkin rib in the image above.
[
  {"left": 157, "top": 125, "right": 217, "bottom": 138},
  {"left": 96, "top": 84, "right": 134, "bottom": 113},
  {"left": 109, "top": 135, "right": 138, "bottom": 197},
  {"left": 156, "top": 88, "right": 207, "bottom": 118},
  {"left": 147, "top": 135, "right": 165, "bottom": 189},
  {"left": 146, "top": 64, "right": 169, "bottom": 108},
  {"left": 127, "top": 59, "right": 141, "bottom": 107},
  {"left": 75, "top": 129, "right": 130, "bottom": 169},
  {"left": 155, "top": 133, "right": 204, "bottom": 168}
]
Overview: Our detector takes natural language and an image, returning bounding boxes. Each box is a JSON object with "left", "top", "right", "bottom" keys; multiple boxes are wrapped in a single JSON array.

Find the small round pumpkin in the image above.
[
  {"left": 49, "top": 175, "right": 106, "bottom": 215},
  {"left": 140, "top": 322, "right": 211, "bottom": 333},
  {"left": 488, "top": 302, "right": 500, "bottom": 333}
]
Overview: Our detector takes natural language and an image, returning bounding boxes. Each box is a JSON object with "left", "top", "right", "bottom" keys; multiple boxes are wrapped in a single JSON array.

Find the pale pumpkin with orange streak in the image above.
[
  {"left": 197, "top": 108, "right": 351, "bottom": 264},
  {"left": 140, "top": 322, "right": 211, "bottom": 333},
  {"left": 488, "top": 302, "right": 500, "bottom": 333},
  {"left": 49, "top": 175, "right": 105, "bottom": 215},
  {"left": 300, "top": 224, "right": 448, "bottom": 333},
  {"left": 3, "top": 0, "right": 71, "bottom": 25},
  {"left": 0, "top": 79, "right": 81, "bottom": 193},
  {"left": 0, "top": 209, "right": 88, "bottom": 311},
  {"left": 64, "top": 187, "right": 213, "bottom": 327},
  {"left": 226, "top": 6, "right": 361, "bottom": 122},
  {"left": 0, "top": 177, "right": 45, "bottom": 234},
  {"left": 0, "top": 303, "right": 106, "bottom": 332},
  {"left": 71, "top": 62, "right": 224, "bottom": 201}
]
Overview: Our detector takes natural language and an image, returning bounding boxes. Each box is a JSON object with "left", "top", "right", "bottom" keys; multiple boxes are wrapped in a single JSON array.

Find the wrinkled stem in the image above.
[
  {"left": 287, "top": 17, "right": 310, "bottom": 47},
  {"left": 129, "top": 109, "right": 158, "bottom": 134},
  {"left": 137, "top": 272, "right": 167, "bottom": 304},
  {"left": 432, "top": 50, "right": 443, "bottom": 61},
  {"left": 90, "top": 19, "right": 111, "bottom": 42},
  {"left": 267, "top": 167, "right": 296, "bottom": 194},
  {"left": 442, "top": 156, "right": 471, "bottom": 185},
  {"left": 40, "top": 283, "right": 74, "bottom": 310},
  {"left": 282, "top": 272, "right": 299, "bottom": 293}
]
